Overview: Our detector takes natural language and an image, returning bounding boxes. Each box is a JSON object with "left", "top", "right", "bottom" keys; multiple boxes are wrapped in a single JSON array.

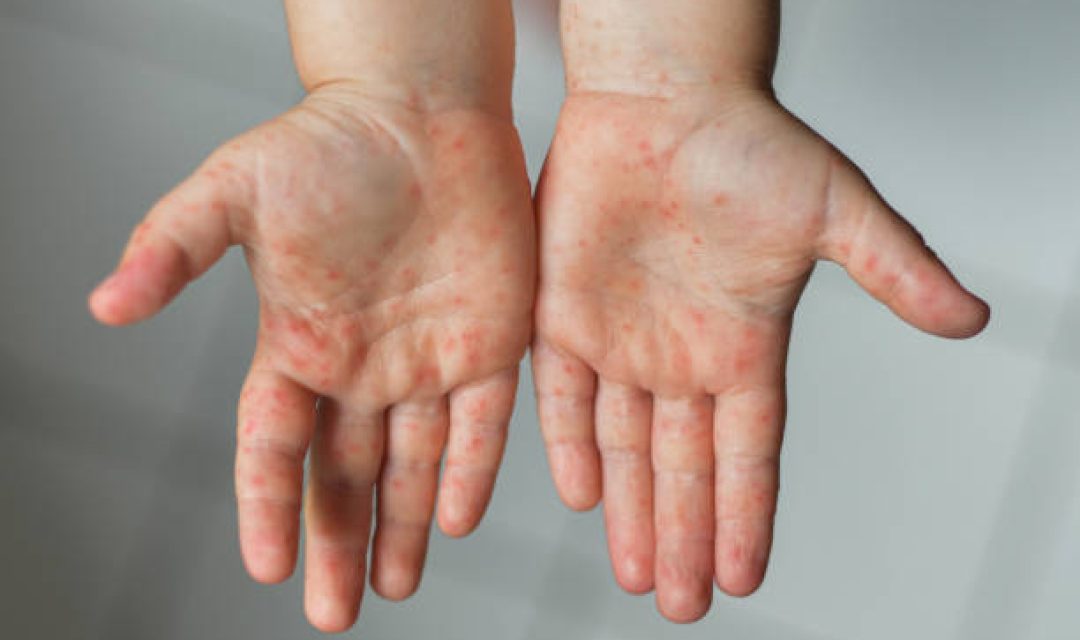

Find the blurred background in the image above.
[{"left": 1, "top": 0, "right": 1078, "bottom": 638}]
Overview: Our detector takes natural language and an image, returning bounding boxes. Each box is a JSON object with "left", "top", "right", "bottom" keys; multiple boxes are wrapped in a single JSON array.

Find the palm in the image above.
[
  {"left": 533, "top": 92, "right": 988, "bottom": 622},
  {"left": 90, "top": 84, "right": 534, "bottom": 632},
  {"left": 242, "top": 91, "right": 533, "bottom": 404}
]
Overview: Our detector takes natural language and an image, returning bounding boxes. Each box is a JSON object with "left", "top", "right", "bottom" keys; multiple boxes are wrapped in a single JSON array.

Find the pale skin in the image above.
[
  {"left": 88, "top": 0, "right": 991, "bottom": 631},
  {"left": 533, "top": 0, "right": 991, "bottom": 623},
  {"left": 89, "top": 0, "right": 533, "bottom": 633}
]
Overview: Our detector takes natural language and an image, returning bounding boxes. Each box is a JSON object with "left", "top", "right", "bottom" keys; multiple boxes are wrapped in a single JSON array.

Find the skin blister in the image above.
[
  {"left": 89, "top": 83, "right": 535, "bottom": 633},
  {"left": 533, "top": 90, "right": 990, "bottom": 622}
]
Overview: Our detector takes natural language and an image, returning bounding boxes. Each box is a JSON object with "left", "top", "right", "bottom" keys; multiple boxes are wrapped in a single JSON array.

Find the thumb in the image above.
[
  {"left": 89, "top": 151, "right": 252, "bottom": 326},
  {"left": 818, "top": 156, "right": 990, "bottom": 339}
]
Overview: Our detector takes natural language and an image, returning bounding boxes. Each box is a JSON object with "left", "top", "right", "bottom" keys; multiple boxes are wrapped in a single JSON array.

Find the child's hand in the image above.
[
  {"left": 90, "top": 82, "right": 535, "bottom": 632},
  {"left": 533, "top": 90, "right": 988, "bottom": 621}
]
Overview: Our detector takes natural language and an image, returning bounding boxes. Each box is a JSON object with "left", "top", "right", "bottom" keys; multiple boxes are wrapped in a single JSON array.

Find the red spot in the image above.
[
  {"left": 442, "top": 336, "right": 459, "bottom": 352},
  {"left": 692, "top": 236, "right": 704, "bottom": 246},
  {"left": 243, "top": 420, "right": 258, "bottom": 436},
  {"left": 466, "top": 398, "right": 490, "bottom": 419},
  {"left": 133, "top": 221, "right": 154, "bottom": 243},
  {"left": 577, "top": 239, "right": 589, "bottom": 249},
  {"left": 271, "top": 388, "right": 286, "bottom": 404},
  {"left": 637, "top": 140, "right": 653, "bottom": 154},
  {"left": 364, "top": 259, "right": 379, "bottom": 271},
  {"left": 658, "top": 72, "right": 670, "bottom": 84},
  {"left": 561, "top": 363, "right": 574, "bottom": 374},
  {"left": 287, "top": 351, "right": 309, "bottom": 372},
  {"left": 467, "top": 436, "right": 485, "bottom": 453},
  {"left": 326, "top": 268, "right": 343, "bottom": 281},
  {"left": 712, "top": 193, "right": 730, "bottom": 207},
  {"left": 451, "top": 136, "right": 467, "bottom": 151},
  {"left": 425, "top": 234, "right": 436, "bottom": 246},
  {"left": 689, "top": 309, "right": 706, "bottom": 327},
  {"left": 733, "top": 344, "right": 759, "bottom": 375},
  {"left": 552, "top": 386, "right": 565, "bottom": 396},
  {"left": 343, "top": 320, "right": 363, "bottom": 338},
  {"left": 452, "top": 295, "right": 466, "bottom": 306},
  {"left": 347, "top": 443, "right": 363, "bottom": 455},
  {"left": 251, "top": 474, "right": 266, "bottom": 488},
  {"left": 863, "top": 254, "right": 880, "bottom": 274},
  {"left": 409, "top": 183, "right": 422, "bottom": 199},
  {"left": 391, "top": 478, "right": 405, "bottom": 491},
  {"left": 660, "top": 202, "right": 679, "bottom": 220}
]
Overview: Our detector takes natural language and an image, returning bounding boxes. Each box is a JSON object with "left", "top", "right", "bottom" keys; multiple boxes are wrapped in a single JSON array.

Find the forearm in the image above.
[
  {"left": 561, "top": 0, "right": 779, "bottom": 97},
  {"left": 285, "top": 0, "right": 516, "bottom": 115}
]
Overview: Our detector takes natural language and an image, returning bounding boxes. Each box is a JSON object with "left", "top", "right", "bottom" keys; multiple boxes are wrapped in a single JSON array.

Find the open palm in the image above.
[
  {"left": 533, "top": 91, "right": 989, "bottom": 622},
  {"left": 90, "top": 83, "right": 535, "bottom": 632}
]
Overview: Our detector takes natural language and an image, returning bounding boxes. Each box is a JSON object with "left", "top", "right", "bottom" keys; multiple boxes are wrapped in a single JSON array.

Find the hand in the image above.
[
  {"left": 89, "top": 83, "right": 535, "bottom": 632},
  {"left": 533, "top": 89, "right": 989, "bottom": 621}
]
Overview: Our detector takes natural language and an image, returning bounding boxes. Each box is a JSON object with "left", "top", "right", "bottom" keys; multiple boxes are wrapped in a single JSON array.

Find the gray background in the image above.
[{"left": 1, "top": 0, "right": 1078, "bottom": 638}]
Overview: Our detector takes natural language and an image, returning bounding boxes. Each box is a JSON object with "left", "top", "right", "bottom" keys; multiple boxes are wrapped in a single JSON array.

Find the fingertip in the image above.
[
  {"left": 436, "top": 498, "right": 481, "bottom": 539},
  {"left": 656, "top": 585, "right": 711, "bottom": 624},
  {"left": 371, "top": 565, "right": 421, "bottom": 602},
  {"left": 550, "top": 446, "right": 601, "bottom": 511},
  {"left": 614, "top": 554, "right": 654, "bottom": 595},
  {"left": 911, "top": 280, "right": 992, "bottom": 340},
  {"left": 305, "top": 595, "right": 358, "bottom": 635},
  {"left": 715, "top": 564, "right": 766, "bottom": 598},
  {"left": 242, "top": 547, "right": 295, "bottom": 585},
  {"left": 563, "top": 489, "right": 601, "bottom": 513},
  {"left": 714, "top": 525, "right": 771, "bottom": 598},
  {"left": 938, "top": 294, "right": 991, "bottom": 340},
  {"left": 87, "top": 276, "right": 126, "bottom": 326}
]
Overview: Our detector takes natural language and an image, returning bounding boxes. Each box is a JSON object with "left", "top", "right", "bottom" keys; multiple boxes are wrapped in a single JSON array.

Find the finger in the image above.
[
  {"left": 438, "top": 367, "right": 518, "bottom": 537},
  {"left": 652, "top": 395, "right": 715, "bottom": 623},
  {"left": 304, "top": 400, "right": 384, "bottom": 633},
  {"left": 370, "top": 397, "right": 449, "bottom": 602},
  {"left": 713, "top": 386, "right": 784, "bottom": 597},
  {"left": 88, "top": 151, "right": 252, "bottom": 326},
  {"left": 235, "top": 364, "right": 317, "bottom": 584},
  {"left": 819, "top": 157, "right": 990, "bottom": 339},
  {"left": 596, "top": 379, "right": 655, "bottom": 594},
  {"left": 532, "top": 336, "right": 601, "bottom": 511}
]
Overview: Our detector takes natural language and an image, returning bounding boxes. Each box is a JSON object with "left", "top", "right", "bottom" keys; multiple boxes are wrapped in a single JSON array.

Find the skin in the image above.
[
  {"left": 89, "top": 1, "right": 531, "bottom": 633},
  {"left": 534, "top": 0, "right": 991, "bottom": 623}
]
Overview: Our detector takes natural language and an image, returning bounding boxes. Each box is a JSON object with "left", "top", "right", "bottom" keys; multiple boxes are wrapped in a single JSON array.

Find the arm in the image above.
[{"left": 286, "top": 0, "right": 515, "bottom": 113}]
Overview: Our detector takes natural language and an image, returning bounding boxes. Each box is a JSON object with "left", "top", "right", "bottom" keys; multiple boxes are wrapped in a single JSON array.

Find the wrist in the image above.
[
  {"left": 560, "top": 0, "right": 778, "bottom": 99},
  {"left": 285, "top": 0, "right": 516, "bottom": 117}
]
